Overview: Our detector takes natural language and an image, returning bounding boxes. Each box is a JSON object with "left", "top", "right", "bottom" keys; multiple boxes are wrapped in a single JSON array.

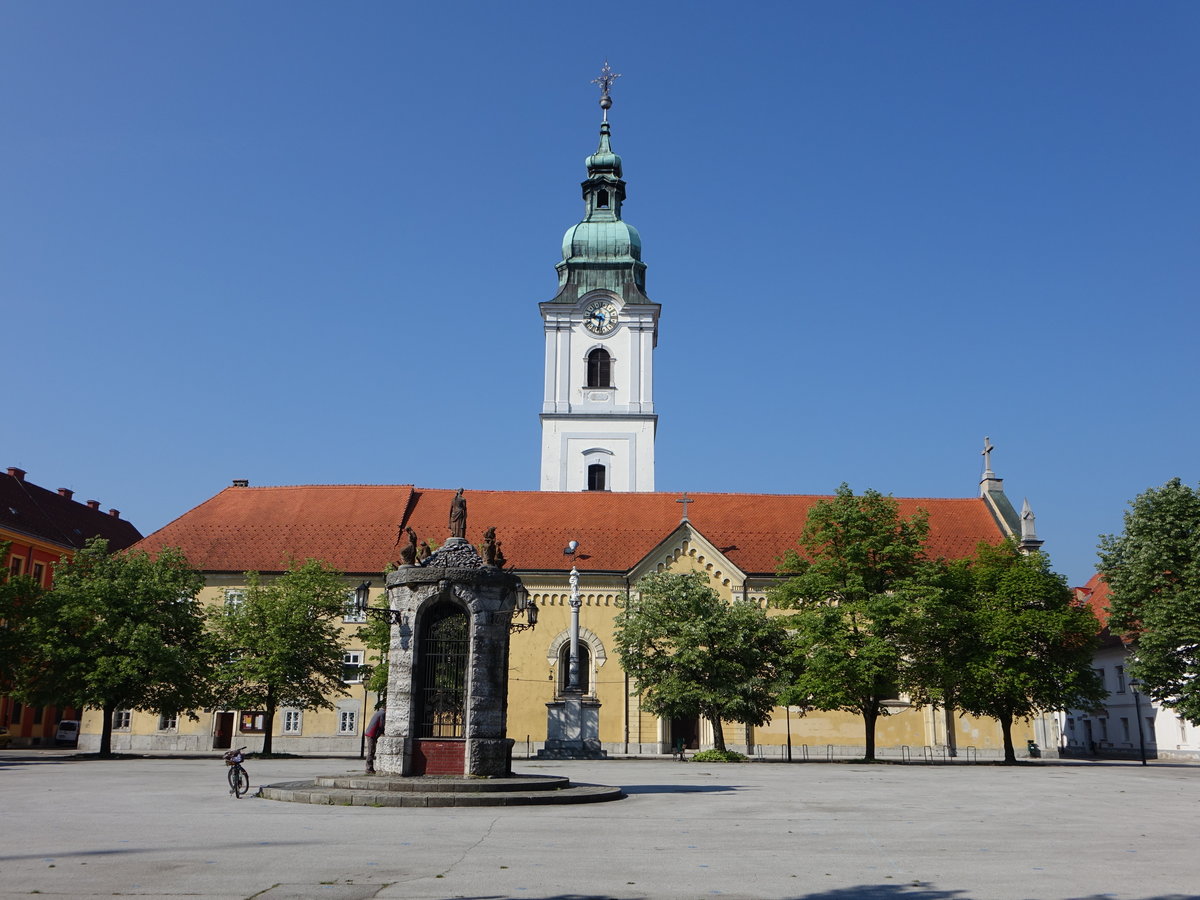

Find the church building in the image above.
[{"left": 78, "top": 71, "right": 1056, "bottom": 759}]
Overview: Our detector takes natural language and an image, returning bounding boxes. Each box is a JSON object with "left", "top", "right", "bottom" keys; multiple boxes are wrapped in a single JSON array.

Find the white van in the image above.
[{"left": 55, "top": 720, "right": 79, "bottom": 746}]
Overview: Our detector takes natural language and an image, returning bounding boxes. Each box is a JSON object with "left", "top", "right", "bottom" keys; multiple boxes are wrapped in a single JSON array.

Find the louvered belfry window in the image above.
[{"left": 417, "top": 603, "right": 469, "bottom": 738}]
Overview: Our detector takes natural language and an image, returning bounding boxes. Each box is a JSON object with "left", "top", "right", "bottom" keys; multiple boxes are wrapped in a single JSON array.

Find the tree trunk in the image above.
[
  {"left": 710, "top": 715, "right": 726, "bottom": 752},
  {"left": 262, "top": 695, "right": 276, "bottom": 755},
  {"left": 944, "top": 698, "right": 958, "bottom": 758},
  {"left": 863, "top": 703, "right": 878, "bottom": 762},
  {"left": 999, "top": 711, "right": 1016, "bottom": 764},
  {"left": 99, "top": 702, "right": 114, "bottom": 757}
]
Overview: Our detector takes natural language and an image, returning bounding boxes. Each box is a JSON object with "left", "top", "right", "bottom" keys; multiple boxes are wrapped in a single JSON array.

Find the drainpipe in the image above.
[{"left": 623, "top": 577, "right": 631, "bottom": 754}]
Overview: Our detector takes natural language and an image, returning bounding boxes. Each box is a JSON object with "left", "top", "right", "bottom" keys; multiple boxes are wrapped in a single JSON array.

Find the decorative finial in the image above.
[{"left": 592, "top": 59, "right": 621, "bottom": 123}]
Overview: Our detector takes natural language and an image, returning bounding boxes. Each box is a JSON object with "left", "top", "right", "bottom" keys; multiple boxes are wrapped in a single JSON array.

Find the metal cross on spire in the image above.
[{"left": 591, "top": 59, "right": 621, "bottom": 122}]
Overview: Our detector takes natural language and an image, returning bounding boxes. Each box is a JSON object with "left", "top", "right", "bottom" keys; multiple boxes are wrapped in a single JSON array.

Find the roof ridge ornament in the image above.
[{"left": 591, "top": 59, "right": 621, "bottom": 123}]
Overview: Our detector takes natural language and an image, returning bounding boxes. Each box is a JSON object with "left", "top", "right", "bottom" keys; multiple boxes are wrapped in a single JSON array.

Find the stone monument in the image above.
[
  {"left": 538, "top": 565, "right": 606, "bottom": 759},
  {"left": 374, "top": 492, "right": 530, "bottom": 777}
]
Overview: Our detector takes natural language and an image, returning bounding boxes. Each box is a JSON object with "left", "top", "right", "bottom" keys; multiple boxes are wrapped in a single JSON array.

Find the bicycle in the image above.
[{"left": 223, "top": 746, "right": 250, "bottom": 798}]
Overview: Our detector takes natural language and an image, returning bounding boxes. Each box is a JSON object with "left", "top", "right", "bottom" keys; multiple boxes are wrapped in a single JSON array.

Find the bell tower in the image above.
[{"left": 539, "top": 62, "right": 660, "bottom": 492}]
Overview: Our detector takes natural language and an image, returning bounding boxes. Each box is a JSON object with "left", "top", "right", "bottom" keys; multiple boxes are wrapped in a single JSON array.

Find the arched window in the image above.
[
  {"left": 596, "top": 189, "right": 609, "bottom": 209},
  {"left": 587, "top": 463, "right": 607, "bottom": 492},
  {"left": 586, "top": 348, "right": 612, "bottom": 387},
  {"left": 558, "top": 641, "right": 591, "bottom": 693}
]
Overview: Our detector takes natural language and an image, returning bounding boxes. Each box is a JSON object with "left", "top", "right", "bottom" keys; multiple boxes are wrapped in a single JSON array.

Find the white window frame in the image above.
[
  {"left": 157, "top": 713, "right": 178, "bottom": 731},
  {"left": 113, "top": 710, "right": 132, "bottom": 730},
  {"left": 342, "top": 650, "right": 364, "bottom": 684},
  {"left": 282, "top": 709, "right": 303, "bottom": 734},
  {"left": 338, "top": 710, "right": 358, "bottom": 735},
  {"left": 224, "top": 589, "right": 245, "bottom": 610}
]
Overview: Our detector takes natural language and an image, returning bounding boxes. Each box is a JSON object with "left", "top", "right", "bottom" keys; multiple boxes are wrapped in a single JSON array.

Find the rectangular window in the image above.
[
  {"left": 282, "top": 710, "right": 302, "bottom": 734},
  {"left": 11, "top": 702, "right": 22, "bottom": 724},
  {"left": 1116, "top": 665, "right": 1126, "bottom": 693},
  {"left": 1120, "top": 717, "right": 1130, "bottom": 741},
  {"left": 9, "top": 556, "right": 24, "bottom": 576},
  {"left": 1094, "top": 668, "right": 1105, "bottom": 690},
  {"left": 343, "top": 592, "right": 367, "bottom": 624},
  {"left": 342, "top": 651, "right": 364, "bottom": 683},
  {"left": 32, "top": 706, "right": 44, "bottom": 725},
  {"left": 338, "top": 710, "right": 358, "bottom": 734},
  {"left": 224, "top": 589, "right": 245, "bottom": 609},
  {"left": 1099, "top": 718, "right": 1108, "bottom": 741},
  {"left": 1146, "top": 718, "right": 1156, "bottom": 743},
  {"left": 32, "top": 563, "right": 45, "bottom": 586},
  {"left": 158, "top": 714, "right": 178, "bottom": 731},
  {"left": 113, "top": 710, "right": 132, "bottom": 730}
]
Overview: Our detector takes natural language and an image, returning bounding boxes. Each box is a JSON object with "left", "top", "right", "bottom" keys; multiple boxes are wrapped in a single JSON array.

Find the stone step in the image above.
[
  {"left": 313, "top": 773, "right": 569, "bottom": 793},
  {"left": 259, "top": 778, "right": 624, "bottom": 807}
]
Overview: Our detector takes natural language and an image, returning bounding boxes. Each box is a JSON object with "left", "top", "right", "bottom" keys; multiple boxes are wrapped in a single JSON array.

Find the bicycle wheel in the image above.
[{"left": 234, "top": 766, "right": 249, "bottom": 798}]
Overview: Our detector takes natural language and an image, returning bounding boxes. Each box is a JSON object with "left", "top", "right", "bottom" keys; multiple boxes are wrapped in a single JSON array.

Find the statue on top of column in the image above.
[{"left": 449, "top": 488, "right": 467, "bottom": 539}]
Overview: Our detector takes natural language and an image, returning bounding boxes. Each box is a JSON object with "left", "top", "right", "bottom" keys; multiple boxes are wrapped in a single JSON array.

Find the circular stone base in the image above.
[{"left": 259, "top": 773, "right": 624, "bottom": 807}]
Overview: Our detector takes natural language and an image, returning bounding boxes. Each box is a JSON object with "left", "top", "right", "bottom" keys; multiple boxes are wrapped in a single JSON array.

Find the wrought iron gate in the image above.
[{"left": 417, "top": 604, "right": 469, "bottom": 738}]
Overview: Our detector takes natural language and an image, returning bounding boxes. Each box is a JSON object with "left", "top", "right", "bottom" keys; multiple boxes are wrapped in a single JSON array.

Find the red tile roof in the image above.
[
  {"left": 135, "top": 484, "right": 1007, "bottom": 576},
  {"left": 1, "top": 468, "right": 143, "bottom": 552}
]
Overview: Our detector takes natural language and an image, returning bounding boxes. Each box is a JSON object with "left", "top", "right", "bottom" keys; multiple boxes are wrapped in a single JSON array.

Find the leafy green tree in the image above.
[
  {"left": 953, "top": 541, "right": 1105, "bottom": 763},
  {"left": 771, "top": 485, "right": 929, "bottom": 761},
  {"left": 0, "top": 542, "right": 43, "bottom": 689},
  {"left": 614, "top": 570, "right": 788, "bottom": 752},
  {"left": 208, "top": 559, "right": 350, "bottom": 754},
  {"left": 17, "top": 538, "right": 209, "bottom": 756},
  {"left": 1100, "top": 478, "right": 1200, "bottom": 724},
  {"left": 356, "top": 604, "right": 391, "bottom": 698},
  {"left": 891, "top": 557, "right": 976, "bottom": 754}
]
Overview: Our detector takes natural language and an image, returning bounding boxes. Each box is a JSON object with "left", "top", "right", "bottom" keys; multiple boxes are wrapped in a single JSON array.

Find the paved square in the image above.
[{"left": 2, "top": 753, "right": 1197, "bottom": 899}]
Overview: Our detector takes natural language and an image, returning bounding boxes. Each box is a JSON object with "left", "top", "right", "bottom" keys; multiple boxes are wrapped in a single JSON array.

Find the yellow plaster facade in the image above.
[{"left": 78, "top": 525, "right": 1053, "bottom": 760}]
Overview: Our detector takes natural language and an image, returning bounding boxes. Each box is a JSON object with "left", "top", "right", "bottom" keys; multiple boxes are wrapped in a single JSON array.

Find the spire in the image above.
[
  {"left": 546, "top": 61, "right": 650, "bottom": 305},
  {"left": 1019, "top": 498, "right": 1045, "bottom": 554}
]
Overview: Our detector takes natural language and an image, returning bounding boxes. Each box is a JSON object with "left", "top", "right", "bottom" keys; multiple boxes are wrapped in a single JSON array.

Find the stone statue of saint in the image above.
[
  {"left": 449, "top": 488, "right": 467, "bottom": 539},
  {"left": 416, "top": 540, "right": 432, "bottom": 563},
  {"left": 399, "top": 526, "right": 418, "bottom": 566},
  {"left": 494, "top": 541, "right": 506, "bottom": 570},
  {"left": 482, "top": 526, "right": 498, "bottom": 566}
]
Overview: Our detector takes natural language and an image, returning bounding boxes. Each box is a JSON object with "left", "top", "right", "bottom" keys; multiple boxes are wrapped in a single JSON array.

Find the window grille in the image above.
[{"left": 418, "top": 604, "right": 469, "bottom": 738}]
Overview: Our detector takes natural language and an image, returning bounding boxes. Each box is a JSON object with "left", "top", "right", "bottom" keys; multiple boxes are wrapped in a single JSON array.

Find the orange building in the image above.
[{"left": 1, "top": 465, "right": 142, "bottom": 747}]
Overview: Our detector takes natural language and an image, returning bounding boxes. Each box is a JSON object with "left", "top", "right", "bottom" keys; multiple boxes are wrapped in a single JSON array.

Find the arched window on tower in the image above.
[
  {"left": 587, "top": 463, "right": 607, "bottom": 492},
  {"left": 596, "top": 189, "right": 609, "bottom": 209},
  {"left": 586, "top": 348, "right": 612, "bottom": 388}
]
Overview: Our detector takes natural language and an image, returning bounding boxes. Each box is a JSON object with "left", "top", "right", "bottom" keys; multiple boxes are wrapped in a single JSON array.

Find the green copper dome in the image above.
[{"left": 547, "top": 121, "right": 651, "bottom": 305}]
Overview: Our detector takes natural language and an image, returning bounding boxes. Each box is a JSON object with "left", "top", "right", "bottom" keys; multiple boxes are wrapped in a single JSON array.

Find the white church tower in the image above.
[{"left": 539, "top": 63, "right": 660, "bottom": 492}]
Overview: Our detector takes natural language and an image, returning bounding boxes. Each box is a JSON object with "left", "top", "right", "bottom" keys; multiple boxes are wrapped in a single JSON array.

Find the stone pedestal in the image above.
[
  {"left": 375, "top": 537, "right": 520, "bottom": 778},
  {"left": 537, "top": 691, "right": 607, "bottom": 759}
]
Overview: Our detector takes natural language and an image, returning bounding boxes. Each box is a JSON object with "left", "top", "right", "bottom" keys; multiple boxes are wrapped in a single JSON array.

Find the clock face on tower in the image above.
[{"left": 583, "top": 298, "right": 619, "bottom": 335}]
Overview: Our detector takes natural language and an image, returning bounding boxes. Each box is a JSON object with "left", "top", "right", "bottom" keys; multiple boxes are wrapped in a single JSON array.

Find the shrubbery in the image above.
[{"left": 688, "top": 749, "right": 748, "bottom": 763}]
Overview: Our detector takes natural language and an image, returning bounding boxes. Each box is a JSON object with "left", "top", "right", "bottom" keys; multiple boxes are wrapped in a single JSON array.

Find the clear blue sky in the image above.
[{"left": 3, "top": 1, "right": 1196, "bottom": 587}]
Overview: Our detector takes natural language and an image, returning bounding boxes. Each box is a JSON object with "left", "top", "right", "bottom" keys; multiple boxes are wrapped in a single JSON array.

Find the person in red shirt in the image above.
[{"left": 364, "top": 708, "right": 385, "bottom": 774}]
